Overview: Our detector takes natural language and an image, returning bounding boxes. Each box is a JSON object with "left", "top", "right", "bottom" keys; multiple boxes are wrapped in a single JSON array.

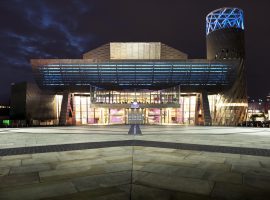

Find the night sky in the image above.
[{"left": 0, "top": 0, "right": 269, "bottom": 103}]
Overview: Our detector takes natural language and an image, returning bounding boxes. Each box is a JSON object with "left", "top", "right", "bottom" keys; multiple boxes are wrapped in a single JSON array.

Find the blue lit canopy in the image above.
[
  {"left": 31, "top": 60, "right": 239, "bottom": 92},
  {"left": 206, "top": 7, "right": 244, "bottom": 35}
]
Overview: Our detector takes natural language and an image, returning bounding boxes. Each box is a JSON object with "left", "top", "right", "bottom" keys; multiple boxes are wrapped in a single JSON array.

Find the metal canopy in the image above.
[{"left": 32, "top": 59, "right": 239, "bottom": 92}]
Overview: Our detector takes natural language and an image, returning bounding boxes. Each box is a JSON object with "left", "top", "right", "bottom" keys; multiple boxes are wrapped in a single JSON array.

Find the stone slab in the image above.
[
  {"left": 10, "top": 163, "right": 52, "bottom": 174},
  {"left": 72, "top": 171, "right": 131, "bottom": 192},
  {"left": 133, "top": 171, "right": 214, "bottom": 196},
  {"left": 0, "top": 181, "right": 77, "bottom": 200},
  {"left": 0, "top": 172, "right": 39, "bottom": 188},
  {"left": 211, "top": 182, "right": 270, "bottom": 200}
]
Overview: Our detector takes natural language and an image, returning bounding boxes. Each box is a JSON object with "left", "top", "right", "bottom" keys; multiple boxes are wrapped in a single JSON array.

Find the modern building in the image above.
[
  {"left": 10, "top": 7, "right": 248, "bottom": 126},
  {"left": 247, "top": 95, "right": 270, "bottom": 121}
]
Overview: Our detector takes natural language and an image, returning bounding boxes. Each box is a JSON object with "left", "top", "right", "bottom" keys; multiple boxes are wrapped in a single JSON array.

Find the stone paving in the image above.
[
  {"left": 1, "top": 126, "right": 270, "bottom": 149},
  {"left": 0, "top": 126, "right": 270, "bottom": 199}
]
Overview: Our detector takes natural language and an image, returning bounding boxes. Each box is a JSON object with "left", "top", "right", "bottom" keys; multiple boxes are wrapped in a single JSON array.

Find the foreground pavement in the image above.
[{"left": 0, "top": 126, "right": 270, "bottom": 199}]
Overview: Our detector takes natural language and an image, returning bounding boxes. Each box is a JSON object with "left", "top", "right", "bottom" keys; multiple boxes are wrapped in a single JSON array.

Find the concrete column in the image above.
[{"left": 59, "top": 91, "right": 70, "bottom": 126}]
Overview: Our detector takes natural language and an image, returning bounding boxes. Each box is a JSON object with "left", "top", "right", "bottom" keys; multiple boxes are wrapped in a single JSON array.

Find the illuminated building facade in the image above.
[{"left": 10, "top": 7, "right": 247, "bottom": 126}]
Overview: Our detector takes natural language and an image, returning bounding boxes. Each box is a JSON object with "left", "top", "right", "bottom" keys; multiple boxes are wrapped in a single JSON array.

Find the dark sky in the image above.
[{"left": 0, "top": 0, "right": 269, "bottom": 103}]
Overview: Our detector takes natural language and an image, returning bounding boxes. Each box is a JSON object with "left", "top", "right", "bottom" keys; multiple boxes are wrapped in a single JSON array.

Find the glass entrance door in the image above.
[{"left": 127, "top": 109, "right": 144, "bottom": 124}]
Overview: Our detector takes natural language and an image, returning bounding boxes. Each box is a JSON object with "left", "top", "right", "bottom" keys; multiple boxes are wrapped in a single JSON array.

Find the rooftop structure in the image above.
[{"left": 206, "top": 7, "right": 244, "bottom": 35}]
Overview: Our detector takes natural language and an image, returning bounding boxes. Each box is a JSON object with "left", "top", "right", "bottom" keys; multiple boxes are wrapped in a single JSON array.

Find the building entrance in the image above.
[
  {"left": 127, "top": 109, "right": 144, "bottom": 124},
  {"left": 71, "top": 93, "right": 197, "bottom": 125}
]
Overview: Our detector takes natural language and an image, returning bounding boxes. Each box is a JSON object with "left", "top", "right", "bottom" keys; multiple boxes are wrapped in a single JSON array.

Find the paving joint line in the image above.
[{"left": 1, "top": 140, "right": 270, "bottom": 157}]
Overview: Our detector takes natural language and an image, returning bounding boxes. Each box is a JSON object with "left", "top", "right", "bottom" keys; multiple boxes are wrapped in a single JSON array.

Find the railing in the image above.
[{"left": 90, "top": 102, "right": 180, "bottom": 108}]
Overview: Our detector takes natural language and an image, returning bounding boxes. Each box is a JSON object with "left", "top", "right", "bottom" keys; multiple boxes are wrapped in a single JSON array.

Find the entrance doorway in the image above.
[{"left": 127, "top": 109, "right": 144, "bottom": 124}]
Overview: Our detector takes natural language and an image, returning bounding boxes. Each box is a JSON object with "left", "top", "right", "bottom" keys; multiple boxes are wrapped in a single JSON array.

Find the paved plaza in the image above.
[{"left": 1, "top": 126, "right": 270, "bottom": 199}]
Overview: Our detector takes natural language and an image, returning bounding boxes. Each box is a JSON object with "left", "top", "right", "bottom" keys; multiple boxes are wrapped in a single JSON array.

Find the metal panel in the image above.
[{"left": 31, "top": 59, "right": 239, "bottom": 92}]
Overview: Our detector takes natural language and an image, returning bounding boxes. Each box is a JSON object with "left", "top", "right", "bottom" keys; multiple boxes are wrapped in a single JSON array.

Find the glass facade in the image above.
[
  {"left": 53, "top": 91, "right": 247, "bottom": 126},
  {"left": 57, "top": 91, "right": 199, "bottom": 125},
  {"left": 179, "top": 96, "right": 197, "bottom": 124}
]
